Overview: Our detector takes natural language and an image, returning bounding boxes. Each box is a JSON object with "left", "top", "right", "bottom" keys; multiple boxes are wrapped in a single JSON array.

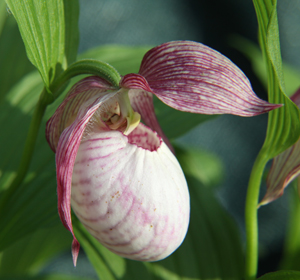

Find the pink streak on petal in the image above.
[
  {"left": 261, "top": 139, "right": 300, "bottom": 206},
  {"left": 120, "top": 73, "right": 173, "bottom": 152},
  {"left": 72, "top": 239, "right": 80, "bottom": 266},
  {"left": 138, "top": 41, "right": 281, "bottom": 116},
  {"left": 55, "top": 91, "right": 118, "bottom": 266},
  {"left": 127, "top": 123, "right": 162, "bottom": 151},
  {"left": 71, "top": 124, "right": 190, "bottom": 261},
  {"left": 261, "top": 88, "right": 300, "bottom": 206},
  {"left": 46, "top": 76, "right": 116, "bottom": 152},
  {"left": 128, "top": 88, "right": 174, "bottom": 152},
  {"left": 120, "top": 73, "right": 153, "bottom": 93}
]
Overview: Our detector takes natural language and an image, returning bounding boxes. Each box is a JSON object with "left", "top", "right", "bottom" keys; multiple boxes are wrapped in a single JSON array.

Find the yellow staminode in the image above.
[{"left": 124, "top": 111, "right": 141, "bottom": 135}]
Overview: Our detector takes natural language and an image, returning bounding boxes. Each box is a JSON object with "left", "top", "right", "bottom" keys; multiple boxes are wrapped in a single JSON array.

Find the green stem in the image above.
[
  {"left": 245, "top": 150, "right": 268, "bottom": 280},
  {"left": 50, "top": 59, "right": 121, "bottom": 100},
  {"left": 0, "top": 88, "right": 51, "bottom": 215}
]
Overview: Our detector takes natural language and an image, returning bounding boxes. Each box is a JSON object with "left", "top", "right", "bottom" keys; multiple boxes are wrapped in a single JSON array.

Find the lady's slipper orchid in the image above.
[
  {"left": 260, "top": 88, "right": 300, "bottom": 206},
  {"left": 46, "top": 41, "right": 280, "bottom": 266}
]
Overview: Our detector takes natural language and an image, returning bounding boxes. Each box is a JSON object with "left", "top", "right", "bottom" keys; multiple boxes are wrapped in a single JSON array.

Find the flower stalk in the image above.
[
  {"left": 245, "top": 150, "right": 269, "bottom": 280},
  {"left": 50, "top": 59, "right": 121, "bottom": 100}
]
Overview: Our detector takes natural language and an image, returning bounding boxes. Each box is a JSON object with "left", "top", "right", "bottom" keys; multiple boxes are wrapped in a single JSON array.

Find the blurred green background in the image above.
[{"left": 2, "top": 0, "right": 300, "bottom": 279}]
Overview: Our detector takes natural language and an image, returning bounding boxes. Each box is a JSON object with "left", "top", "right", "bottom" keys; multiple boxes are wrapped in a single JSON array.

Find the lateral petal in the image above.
[
  {"left": 46, "top": 76, "right": 116, "bottom": 152},
  {"left": 138, "top": 41, "right": 280, "bottom": 116},
  {"left": 261, "top": 88, "right": 300, "bottom": 205},
  {"left": 260, "top": 141, "right": 300, "bottom": 206},
  {"left": 71, "top": 123, "right": 190, "bottom": 261},
  {"left": 55, "top": 91, "right": 118, "bottom": 265}
]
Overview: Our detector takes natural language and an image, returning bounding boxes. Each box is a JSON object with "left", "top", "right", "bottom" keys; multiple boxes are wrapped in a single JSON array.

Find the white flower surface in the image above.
[{"left": 71, "top": 124, "right": 189, "bottom": 261}]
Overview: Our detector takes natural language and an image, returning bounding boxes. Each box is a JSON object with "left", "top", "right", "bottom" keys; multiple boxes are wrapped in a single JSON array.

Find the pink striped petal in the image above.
[
  {"left": 71, "top": 123, "right": 190, "bottom": 261},
  {"left": 260, "top": 141, "right": 300, "bottom": 206},
  {"left": 55, "top": 91, "right": 118, "bottom": 265},
  {"left": 46, "top": 76, "right": 116, "bottom": 152},
  {"left": 260, "top": 88, "right": 300, "bottom": 206},
  {"left": 138, "top": 41, "right": 281, "bottom": 116},
  {"left": 120, "top": 73, "right": 152, "bottom": 93}
]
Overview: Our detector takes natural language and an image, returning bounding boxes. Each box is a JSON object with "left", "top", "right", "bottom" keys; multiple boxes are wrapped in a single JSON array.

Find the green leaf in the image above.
[
  {"left": 79, "top": 45, "right": 217, "bottom": 140},
  {"left": 257, "top": 271, "right": 300, "bottom": 280},
  {"left": 0, "top": 223, "right": 71, "bottom": 275},
  {"left": 252, "top": 0, "right": 300, "bottom": 158},
  {"left": 245, "top": 1, "right": 300, "bottom": 278},
  {"left": 62, "top": 1, "right": 79, "bottom": 68},
  {"left": 74, "top": 145, "right": 243, "bottom": 280},
  {"left": 0, "top": 7, "right": 35, "bottom": 103},
  {"left": 5, "top": 0, "right": 79, "bottom": 89}
]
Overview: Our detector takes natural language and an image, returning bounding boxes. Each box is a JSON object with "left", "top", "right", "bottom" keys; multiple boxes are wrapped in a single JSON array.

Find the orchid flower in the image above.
[
  {"left": 46, "top": 41, "right": 280, "bottom": 266},
  {"left": 260, "top": 88, "right": 300, "bottom": 206}
]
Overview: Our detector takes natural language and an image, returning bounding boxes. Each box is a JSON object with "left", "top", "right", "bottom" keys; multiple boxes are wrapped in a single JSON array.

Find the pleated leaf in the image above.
[
  {"left": 253, "top": 0, "right": 300, "bottom": 159},
  {"left": 260, "top": 90, "right": 300, "bottom": 205},
  {"left": 0, "top": 6, "right": 35, "bottom": 104},
  {"left": 5, "top": 0, "right": 79, "bottom": 88}
]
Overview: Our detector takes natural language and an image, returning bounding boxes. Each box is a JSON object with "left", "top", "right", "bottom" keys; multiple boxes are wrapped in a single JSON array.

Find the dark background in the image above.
[{"left": 45, "top": 0, "right": 300, "bottom": 278}]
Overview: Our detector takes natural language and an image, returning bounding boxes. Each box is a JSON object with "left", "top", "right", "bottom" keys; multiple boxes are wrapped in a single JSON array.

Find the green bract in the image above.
[
  {"left": 245, "top": 1, "right": 300, "bottom": 279},
  {"left": 5, "top": 0, "right": 79, "bottom": 90}
]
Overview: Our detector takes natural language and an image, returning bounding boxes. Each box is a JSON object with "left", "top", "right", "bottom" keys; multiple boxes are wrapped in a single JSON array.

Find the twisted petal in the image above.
[
  {"left": 46, "top": 76, "right": 116, "bottom": 152},
  {"left": 50, "top": 90, "right": 118, "bottom": 265},
  {"left": 71, "top": 123, "right": 190, "bottom": 261},
  {"left": 135, "top": 41, "right": 281, "bottom": 116},
  {"left": 261, "top": 89, "right": 300, "bottom": 205}
]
